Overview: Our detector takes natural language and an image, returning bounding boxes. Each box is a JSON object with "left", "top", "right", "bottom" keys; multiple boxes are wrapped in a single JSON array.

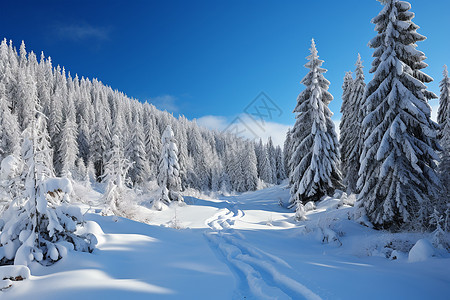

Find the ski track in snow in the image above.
[{"left": 204, "top": 197, "right": 321, "bottom": 300}]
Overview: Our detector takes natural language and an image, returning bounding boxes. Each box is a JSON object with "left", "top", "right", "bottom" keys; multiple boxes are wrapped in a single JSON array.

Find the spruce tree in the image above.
[
  {"left": 58, "top": 92, "right": 78, "bottom": 177},
  {"left": 283, "top": 129, "right": 292, "bottom": 178},
  {"left": 267, "top": 137, "right": 277, "bottom": 184},
  {"left": 438, "top": 65, "right": 450, "bottom": 202},
  {"left": 275, "top": 146, "right": 286, "bottom": 183},
  {"left": 125, "top": 117, "right": 149, "bottom": 186},
  {"left": 241, "top": 143, "right": 258, "bottom": 191},
  {"left": 340, "top": 55, "right": 366, "bottom": 194},
  {"left": 102, "top": 134, "right": 132, "bottom": 215},
  {"left": 357, "top": 0, "right": 440, "bottom": 230},
  {"left": 0, "top": 82, "right": 20, "bottom": 160},
  {"left": 154, "top": 125, "right": 183, "bottom": 210},
  {"left": 289, "top": 39, "right": 341, "bottom": 207}
]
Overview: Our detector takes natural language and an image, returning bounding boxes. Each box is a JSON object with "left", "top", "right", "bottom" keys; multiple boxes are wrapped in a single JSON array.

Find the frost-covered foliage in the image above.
[
  {"left": 438, "top": 65, "right": 450, "bottom": 201},
  {"left": 283, "top": 128, "right": 293, "bottom": 178},
  {"left": 58, "top": 90, "right": 78, "bottom": 178},
  {"left": 154, "top": 125, "right": 183, "bottom": 210},
  {"left": 0, "top": 108, "right": 95, "bottom": 266},
  {"left": 275, "top": 146, "right": 286, "bottom": 184},
  {"left": 0, "top": 83, "right": 20, "bottom": 161},
  {"left": 102, "top": 134, "right": 133, "bottom": 216},
  {"left": 357, "top": 0, "right": 441, "bottom": 231},
  {"left": 125, "top": 116, "right": 149, "bottom": 186},
  {"left": 340, "top": 55, "right": 366, "bottom": 194},
  {"left": 289, "top": 39, "right": 342, "bottom": 208},
  {"left": 0, "top": 155, "right": 22, "bottom": 215}
]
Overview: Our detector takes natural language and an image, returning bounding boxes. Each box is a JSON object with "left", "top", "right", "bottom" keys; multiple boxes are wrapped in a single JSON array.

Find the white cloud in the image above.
[
  {"left": 150, "top": 95, "right": 179, "bottom": 113},
  {"left": 196, "top": 114, "right": 291, "bottom": 147},
  {"left": 195, "top": 113, "right": 346, "bottom": 148},
  {"left": 56, "top": 23, "right": 111, "bottom": 41},
  {"left": 196, "top": 115, "right": 228, "bottom": 131}
]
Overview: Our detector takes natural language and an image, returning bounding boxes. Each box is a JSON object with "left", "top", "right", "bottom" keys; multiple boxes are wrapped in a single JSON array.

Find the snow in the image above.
[
  {"left": 408, "top": 239, "right": 435, "bottom": 262},
  {"left": 0, "top": 155, "right": 20, "bottom": 180},
  {"left": 44, "top": 177, "right": 73, "bottom": 195},
  {"left": 1, "top": 182, "right": 449, "bottom": 299}
]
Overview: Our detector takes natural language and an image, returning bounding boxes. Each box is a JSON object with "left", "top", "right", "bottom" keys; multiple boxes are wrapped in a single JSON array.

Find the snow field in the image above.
[{"left": 1, "top": 183, "right": 449, "bottom": 299}]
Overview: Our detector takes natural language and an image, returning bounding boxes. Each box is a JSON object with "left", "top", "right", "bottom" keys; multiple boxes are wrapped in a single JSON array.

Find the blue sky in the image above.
[{"left": 1, "top": 0, "right": 449, "bottom": 144}]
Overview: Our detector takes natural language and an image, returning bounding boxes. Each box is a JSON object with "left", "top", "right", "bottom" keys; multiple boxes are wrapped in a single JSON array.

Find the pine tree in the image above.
[
  {"left": 144, "top": 114, "right": 161, "bottom": 179},
  {"left": 289, "top": 39, "right": 342, "bottom": 207},
  {"left": 0, "top": 82, "right": 20, "bottom": 160},
  {"left": 275, "top": 146, "right": 286, "bottom": 183},
  {"left": 357, "top": 0, "right": 440, "bottom": 231},
  {"left": 254, "top": 139, "right": 264, "bottom": 178},
  {"left": 339, "top": 71, "right": 354, "bottom": 190},
  {"left": 340, "top": 55, "right": 366, "bottom": 194},
  {"left": 125, "top": 116, "right": 149, "bottom": 186},
  {"left": 259, "top": 148, "right": 273, "bottom": 184},
  {"left": 266, "top": 137, "right": 277, "bottom": 184},
  {"left": 438, "top": 65, "right": 450, "bottom": 203},
  {"left": 58, "top": 92, "right": 78, "bottom": 177},
  {"left": 283, "top": 129, "right": 292, "bottom": 178},
  {"left": 102, "top": 134, "right": 132, "bottom": 215},
  {"left": 241, "top": 143, "right": 258, "bottom": 191},
  {"left": 154, "top": 125, "right": 183, "bottom": 210}
]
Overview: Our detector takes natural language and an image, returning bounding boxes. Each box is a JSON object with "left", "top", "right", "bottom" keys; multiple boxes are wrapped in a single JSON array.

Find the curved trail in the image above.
[{"left": 204, "top": 197, "right": 321, "bottom": 300}]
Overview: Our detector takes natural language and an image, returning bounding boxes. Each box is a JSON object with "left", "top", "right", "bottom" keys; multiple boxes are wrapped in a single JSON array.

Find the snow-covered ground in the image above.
[{"left": 1, "top": 183, "right": 449, "bottom": 299}]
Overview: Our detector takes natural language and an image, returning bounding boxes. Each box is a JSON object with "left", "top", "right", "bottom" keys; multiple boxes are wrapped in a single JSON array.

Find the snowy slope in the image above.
[{"left": 1, "top": 183, "right": 450, "bottom": 299}]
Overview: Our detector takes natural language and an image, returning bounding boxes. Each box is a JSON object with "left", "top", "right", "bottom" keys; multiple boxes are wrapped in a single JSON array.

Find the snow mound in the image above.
[
  {"left": 0, "top": 265, "right": 30, "bottom": 280},
  {"left": 0, "top": 265, "right": 30, "bottom": 290},
  {"left": 44, "top": 177, "right": 73, "bottom": 194},
  {"left": 408, "top": 239, "right": 435, "bottom": 262}
]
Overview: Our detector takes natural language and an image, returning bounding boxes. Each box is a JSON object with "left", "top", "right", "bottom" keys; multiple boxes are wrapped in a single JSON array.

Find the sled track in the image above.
[{"left": 204, "top": 199, "right": 321, "bottom": 300}]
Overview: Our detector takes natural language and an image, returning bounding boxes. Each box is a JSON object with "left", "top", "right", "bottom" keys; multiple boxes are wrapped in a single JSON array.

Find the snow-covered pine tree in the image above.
[
  {"left": 259, "top": 148, "right": 273, "bottom": 185},
  {"left": 91, "top": 99, "right": 109, "bottom": 181},
  {"left": 0, "top": 95, "right": 95, "bottom": 266},
  {"left": 348, "top": 54, "right": 366, "bottom": 194},
  {"left": 254, "top": 139, "right": 264, "bottom": 178},
  {"left": 438, "top": 65, "right": 450, "bottom": 204},
  {"left": 283, "top": 129, "right": 292, "bottom": 178},
  {"left": 16, "top": 66, "right": 35, "bottom": 131},
  {"left": 0, "top": 82, "right": 20, "bottom": 160},
  {"left": 275, "top": 146, "right": 286, "bottom": 183},
  {"left": 58, "top": 89, "right": 78, "bottom": 177},
  {"left": 102, "top": 134, "right": 132, "bottom": 216},
  {"left": 154, "top": 125, "right": 183, "bottom": 210},
  {"left": 241, "top": 142, "right": 258, "bottom": 191},
  {"left": 340, "top": 55, "right": 366, "bottom": 194},
  {"left": 339, "top": 71, "right": 354, "bottom": 191},
  {"left": 357, "top": 0, "right": 440, "bottom": 231},
  {"left": 289, "top": 39, "right": 341, "bottom": 207},
  {"left": 174, "top": 117, "right": 189, "bottom": 190},
  {"left": 267, "top": 137, "right": 277, "bottom": 184},
  {"left": 125, "top": 115, "right": 149, "bottom": 186}
]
